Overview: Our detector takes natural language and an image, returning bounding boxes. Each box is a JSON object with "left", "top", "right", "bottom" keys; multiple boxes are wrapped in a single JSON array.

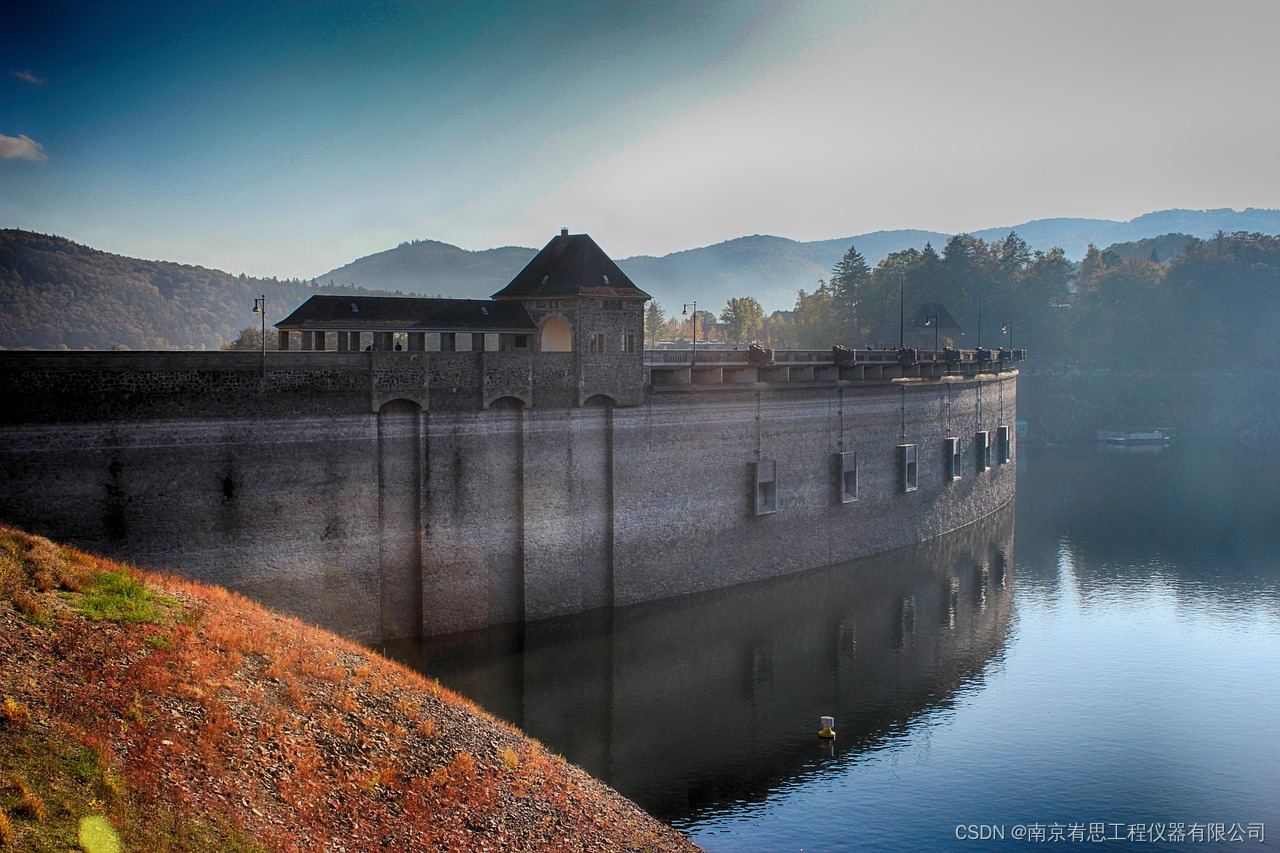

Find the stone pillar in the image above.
[
  {"left": 380, "top": 332, "right": 395, "bottom": 351},
  {"left": 301, "top": 330, "right": 314, "bottom": 351},
  {"left": 409, "top": 332, "right": 426, "bottom": 351},
  {"left": 314, "top": 331, "right": 327, "bottom": 351},
  {"left": 441, "top": 333, "right": 456, "bottom": 352},
  {"left": 338, "top": 331, "right": 350, "bottom": 352},
  {"left": 471, "top": 333, "right": 486, "bottom": 352},
  {"left": 278, "top": 331, "right": 291, "bottom": 351}
]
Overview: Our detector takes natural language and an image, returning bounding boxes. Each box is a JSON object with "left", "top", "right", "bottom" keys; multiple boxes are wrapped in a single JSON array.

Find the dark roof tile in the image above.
[{"left": 276, "top": 295, "right": 536, "bottom": 331}]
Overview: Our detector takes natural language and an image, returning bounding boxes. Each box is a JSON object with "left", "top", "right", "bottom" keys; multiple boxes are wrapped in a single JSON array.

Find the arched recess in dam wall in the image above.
[
  {"left": 0, "top": 373, "right": 1016, "bottom": 642},
  {"left": 378, "top": 398, "right": 423, "bottom": 641}
]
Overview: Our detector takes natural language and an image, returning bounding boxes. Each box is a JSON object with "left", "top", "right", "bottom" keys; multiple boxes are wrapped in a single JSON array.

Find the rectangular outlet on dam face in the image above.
[
  {"left": 753, "top": 460, "right": 777, "bottom": 515},
  {"left": 975, "top": 430, "right": 992, "bottom": 472},
  {"left": 835, "top": 451, "right": 859, "bottom": 503},
  {"left": 945, "top": 436, "right": 962, "bottom": 482},
  {"left": 898, "top": 444, "right": 918, "bottom": 493}
]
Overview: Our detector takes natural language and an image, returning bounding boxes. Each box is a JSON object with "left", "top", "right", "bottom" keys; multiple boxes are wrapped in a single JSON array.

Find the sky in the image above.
[{"left": 3, "top": 0, "right": 1280, "bottom": 279}]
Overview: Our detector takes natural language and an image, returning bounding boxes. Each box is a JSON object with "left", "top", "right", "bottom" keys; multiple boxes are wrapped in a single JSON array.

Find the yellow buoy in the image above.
[{"left": 818, "top": 715, "right": 836, "bottom": 739}]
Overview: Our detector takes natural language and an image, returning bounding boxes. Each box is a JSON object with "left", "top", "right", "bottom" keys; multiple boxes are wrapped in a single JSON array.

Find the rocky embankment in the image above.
[{"left": 0, "top": 525, "right": 700, "bottom": 852}]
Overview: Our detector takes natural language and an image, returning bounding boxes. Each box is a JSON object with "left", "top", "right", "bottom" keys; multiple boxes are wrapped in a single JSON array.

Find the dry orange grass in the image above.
[{"left": 0, "top": 523, "right": 700, "bottom": 853}]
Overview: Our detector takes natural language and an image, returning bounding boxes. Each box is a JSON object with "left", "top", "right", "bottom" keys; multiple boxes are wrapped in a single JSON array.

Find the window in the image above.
[
  {"left": 975, "top": 430, "right": 991, "bottom": 472},
  {"left": 622, "top": 333, "right": 637, "bottom": 353},
  {"left": 590, "top": 333, "right": 606, "bottom": 353},
  {"left": 997, "top": 424, "right": 1012, "bottom": 464},
  {"left": 834, "top": 452, "right": 858, "bottom": 503},
  {"left": 898, "top": 444, "right": 918, "bottom": 492},
  {"left": 945, "top": 436, "right": 962, "bottom": 481},
  {"left": 754, "top": 460, "right": 778, "bottom": 515}
]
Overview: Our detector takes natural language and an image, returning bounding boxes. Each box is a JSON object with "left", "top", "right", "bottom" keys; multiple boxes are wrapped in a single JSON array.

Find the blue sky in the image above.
[{"left": 3, "top": 1, "right": 1280, "bottom": 278}]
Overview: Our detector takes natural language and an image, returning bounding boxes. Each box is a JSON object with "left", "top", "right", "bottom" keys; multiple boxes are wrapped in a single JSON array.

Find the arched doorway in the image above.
[{"left": 538, "top": 315, "right": 573, "bottom": 352}]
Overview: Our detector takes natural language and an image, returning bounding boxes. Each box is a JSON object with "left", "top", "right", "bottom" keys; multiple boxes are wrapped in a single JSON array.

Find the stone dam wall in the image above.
[{"left": 0, "top": 352, "right": 1017, "bottom": 641}]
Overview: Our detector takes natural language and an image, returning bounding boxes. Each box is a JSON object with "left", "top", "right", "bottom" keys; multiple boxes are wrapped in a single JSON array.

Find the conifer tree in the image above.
[{"left": 829, "top": 246, "right": 870, "bottom": 343}]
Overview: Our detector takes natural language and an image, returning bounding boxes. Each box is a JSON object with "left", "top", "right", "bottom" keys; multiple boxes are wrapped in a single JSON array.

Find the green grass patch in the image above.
[
  {"left": 74, "top": 571, "right": 175, "bottom": 624},
  {"left": 145, "top": 632, "right": 172, "bottom": 649},
  {"left": 78, "top": 815, "right": 122, "bottom": 853},
  {"left": 70, "top": 746, "right": 100, "bottom": 786}
]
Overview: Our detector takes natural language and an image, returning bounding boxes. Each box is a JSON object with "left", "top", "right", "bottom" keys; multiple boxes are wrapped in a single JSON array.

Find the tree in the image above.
[
  {"left": 720, "top": 297, "right": 764, "bottom": 344},
  {"left": 683, "top": 310, "right": 717, "bottom": 341},
  {"left": 221, "top": 326, "right": 278, "bottom": 351},
  {"left": 790, "top": 281, "right": 838, "bottom": 348},
  {"left": 829, "top": 245, "right": 870, "bottom": 343},
  {"left": 645, "top": 301, "right": 667, "bottom": 348}
]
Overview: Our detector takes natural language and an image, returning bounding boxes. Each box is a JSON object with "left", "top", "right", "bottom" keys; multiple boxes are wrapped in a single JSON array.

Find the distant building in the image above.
[{"left": 908, "top": 302, "right": 962, "bottom": 350}]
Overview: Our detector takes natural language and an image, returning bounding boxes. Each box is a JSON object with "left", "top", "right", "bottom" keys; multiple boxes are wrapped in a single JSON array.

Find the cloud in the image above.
[
  {"left": 12, "top": 70, "right": 47, "bottom": 85},
  {"left": 0, "top": 134, "right": 48, "bottom": 161}
]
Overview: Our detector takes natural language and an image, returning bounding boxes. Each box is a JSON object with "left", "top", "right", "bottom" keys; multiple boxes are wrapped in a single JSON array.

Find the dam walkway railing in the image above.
[{"left": 644, "top": 346, "right": 1024, "bottom": 388}]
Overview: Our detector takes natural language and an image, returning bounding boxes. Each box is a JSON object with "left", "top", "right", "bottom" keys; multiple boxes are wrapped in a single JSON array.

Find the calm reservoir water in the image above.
[{"left": 383, "top": 447, "right": 1280, "bottom": 850}]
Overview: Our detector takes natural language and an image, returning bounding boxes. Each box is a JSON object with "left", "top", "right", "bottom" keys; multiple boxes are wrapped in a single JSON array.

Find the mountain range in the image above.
[
  {"left": 319, "top": 208, "right": 1280, "bottom": 314},
  {"left": 4, "top": 207, "right": 1280, "bottom": 350}
]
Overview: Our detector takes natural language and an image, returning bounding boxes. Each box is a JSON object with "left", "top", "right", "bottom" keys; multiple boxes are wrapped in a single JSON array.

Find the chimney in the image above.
[{"left": 561, "top": 228, "right": 569, "bottom": 237}]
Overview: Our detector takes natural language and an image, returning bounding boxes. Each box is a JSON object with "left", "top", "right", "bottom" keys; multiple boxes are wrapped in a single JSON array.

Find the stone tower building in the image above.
[{"left": 492, "top": 229, "right": 650, "bottom": 406}]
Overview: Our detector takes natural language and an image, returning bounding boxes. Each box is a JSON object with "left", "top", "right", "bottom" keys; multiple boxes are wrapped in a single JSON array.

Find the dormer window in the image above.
[{"left": 351, "top": 302, "right": 359, "bottom": 313}]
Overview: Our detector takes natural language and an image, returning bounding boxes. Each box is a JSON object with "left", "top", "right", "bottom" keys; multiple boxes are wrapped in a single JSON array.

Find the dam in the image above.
[{"left": 0, "top": 231, "right": 1019, "bottom": 641}]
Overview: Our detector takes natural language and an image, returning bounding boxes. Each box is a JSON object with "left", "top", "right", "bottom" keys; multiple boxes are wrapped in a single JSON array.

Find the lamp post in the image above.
[
  {"left": 898, "top": 273, "right": 904, "bottom": 350},
  {"left": 252, "top": 295, "right": 266, "bottom": 379},
  {"left": 924, "top": 314, "right": 939, "bottom": 353},
  {"left": 682, "top": 302, "right": 698, "bottom": 366},
  {"left": 977, "top": 296, "right": 983, "bottom": 349}
]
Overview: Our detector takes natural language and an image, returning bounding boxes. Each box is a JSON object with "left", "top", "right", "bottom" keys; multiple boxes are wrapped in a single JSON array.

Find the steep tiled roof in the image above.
[
  {"left": 275, "top": 295, "right": 536, "bottom": 331},
  {"left": 492, "top": 232, "right": 650, "bottom": 300}
]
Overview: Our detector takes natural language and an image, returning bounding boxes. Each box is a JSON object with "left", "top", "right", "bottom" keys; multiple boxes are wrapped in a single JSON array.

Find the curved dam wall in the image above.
[{"left": 0, "top": 352, "right": 1016, "bottom": 641}]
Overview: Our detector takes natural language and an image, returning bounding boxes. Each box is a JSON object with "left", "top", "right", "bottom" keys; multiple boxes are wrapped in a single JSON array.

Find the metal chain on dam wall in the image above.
[{"left": 0, "top": 351, "right": 1017, "bottom": 641}]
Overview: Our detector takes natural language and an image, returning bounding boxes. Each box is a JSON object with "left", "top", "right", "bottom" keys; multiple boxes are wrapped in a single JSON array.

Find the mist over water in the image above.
[{"left": 383, "top": 446, "right": 1280, "bottom": 851}]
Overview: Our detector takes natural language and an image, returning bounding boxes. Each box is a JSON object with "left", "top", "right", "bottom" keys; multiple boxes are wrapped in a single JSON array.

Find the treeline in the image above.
[
  {"left": 0, "top": 230, "right": 390, "bottom": 351},
  {"left": 769, "top": 232, "right": 1072, "bottom": 354},
  {"left": 646, "top": 230, "right": 1280, "bottom": 367},
  {"left": 9, "top": 226, "right": 1280, "bottom": 365}
]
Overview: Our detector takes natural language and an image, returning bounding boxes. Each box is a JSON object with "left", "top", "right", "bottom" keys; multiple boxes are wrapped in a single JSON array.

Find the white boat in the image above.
[{"left": 1097, "top": 428, "right": 1173, "bottom": 446}]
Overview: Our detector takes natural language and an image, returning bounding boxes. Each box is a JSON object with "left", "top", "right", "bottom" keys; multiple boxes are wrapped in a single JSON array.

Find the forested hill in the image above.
[
  {"left": 0, "top": 230, "right": 388, "bottom": 351},
  {"left": 324, "top": 208, "right": 1280, "bottom": 315},
  {"left": 318, "top": 239, "right": 539, "bottom": 299},
  {"left": 5, "top": 207, "right": 1280, "bottom": 350}
]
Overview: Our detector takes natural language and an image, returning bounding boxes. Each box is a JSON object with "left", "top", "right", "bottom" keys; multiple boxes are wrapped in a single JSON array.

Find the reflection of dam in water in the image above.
[{"left": 381, "top": 504, "right": 1015, "bottom": 821}]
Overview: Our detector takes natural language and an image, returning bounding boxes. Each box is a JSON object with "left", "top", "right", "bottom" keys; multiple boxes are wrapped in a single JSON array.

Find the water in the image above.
[{"left": 382, "top": 447, "right": 1280, "bottom": 850}]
